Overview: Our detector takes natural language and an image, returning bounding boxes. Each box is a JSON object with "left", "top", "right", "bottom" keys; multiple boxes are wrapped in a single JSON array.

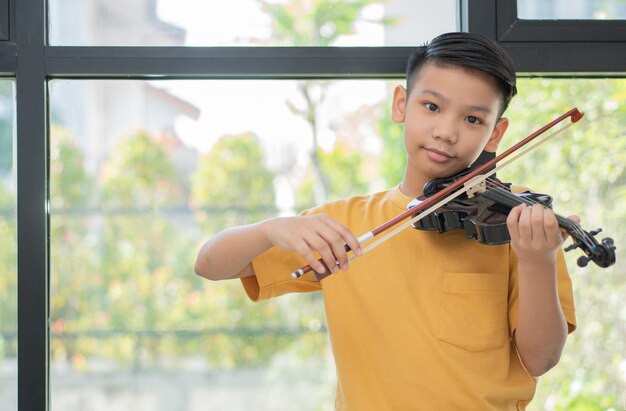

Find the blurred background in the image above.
[{"left": 0, "top": 0, "right": 624, "bottom": 410}]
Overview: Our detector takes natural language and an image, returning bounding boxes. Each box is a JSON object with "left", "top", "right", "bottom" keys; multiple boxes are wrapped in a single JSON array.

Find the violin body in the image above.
[
  {"left": 414, "top": 188, "right": 553, "bottom": 245},
  {"left": 411, "top": 172, "right": 616, "bottom": 269}
]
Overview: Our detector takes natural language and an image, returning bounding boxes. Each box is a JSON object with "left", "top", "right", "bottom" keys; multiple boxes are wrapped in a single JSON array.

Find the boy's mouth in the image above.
[{"left": 424, "top": 147, "right": 454, "bottom": 163}]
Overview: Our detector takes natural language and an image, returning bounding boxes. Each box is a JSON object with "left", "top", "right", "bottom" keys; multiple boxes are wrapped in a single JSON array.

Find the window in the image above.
[
  {"left": 7, "top": 1, "right": 626, "bottom": 410},
  {"left": 0, "top": 79, "right": 16, "bottom": 410},
  {"left": 517, "top": 0, "right": 626, "bottom": 20},
  {"left": 465, "top": 0, "right": 626, "bottom": 71},
  {"left": 49, "top": 78, "right": 396, "bottom": 409},
  {"left": 49, "top": 0, "right": 457, "bottom": 47}
]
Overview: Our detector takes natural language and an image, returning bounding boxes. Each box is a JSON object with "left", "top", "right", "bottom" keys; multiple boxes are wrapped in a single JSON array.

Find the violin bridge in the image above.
[{"left": 464, "top": 176, "right": 487, "bottom": 198}]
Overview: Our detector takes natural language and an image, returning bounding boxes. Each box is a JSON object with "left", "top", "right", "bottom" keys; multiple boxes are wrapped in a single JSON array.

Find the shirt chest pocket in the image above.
[{"left": 438, "top": 272, "right": 508, "bottom": 352}]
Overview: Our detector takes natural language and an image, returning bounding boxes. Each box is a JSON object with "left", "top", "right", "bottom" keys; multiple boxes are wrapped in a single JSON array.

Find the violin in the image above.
[
  {"left": 291, "top": 108, "right": 616, "bottom": 280},
  {"left": 411, "top": 172, "right": 616, "bottom": 268}
]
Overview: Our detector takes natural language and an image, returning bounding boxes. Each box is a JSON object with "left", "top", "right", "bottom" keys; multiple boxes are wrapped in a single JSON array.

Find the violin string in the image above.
[
  {"left": 481, "top": 178, "right": 592, "bottom": 244},
  {"left": 483, "top": 183, "right": 591, "bottom": 245},
  {"left": 483, "top": 178, "right": 582, "bottom": 233}
]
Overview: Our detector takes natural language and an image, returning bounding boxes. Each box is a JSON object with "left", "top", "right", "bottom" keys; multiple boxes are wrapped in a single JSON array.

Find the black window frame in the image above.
[
  {"left": 4, "top": 0, "right": 626, "bottom": 410},
  {"left": 463, "top": 0, "right": 626, "bottom": 74},
  {"left": 497, "top": 0, "right": 626, "bottom": 42},
  {"left": 0, "top": 0, "right": 8, "bottom": 40}
]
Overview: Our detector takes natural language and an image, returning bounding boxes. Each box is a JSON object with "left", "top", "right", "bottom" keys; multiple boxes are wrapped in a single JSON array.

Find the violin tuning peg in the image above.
[
  {"left": 603, "top": 237, "right": 615, "bottom": 249},
  {"left": 564, "top": 242, "right": 579, "bottom": 252},
  {"left": 590, "top": 228, "right": 602, "bottom": 236},
  {"left": 577, "top": 255, "right": 590, "bottom": 267}
]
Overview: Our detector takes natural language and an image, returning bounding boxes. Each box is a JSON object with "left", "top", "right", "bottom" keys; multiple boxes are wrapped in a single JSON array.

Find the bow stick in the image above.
[{"left": 292, "top": 107, "right": 584, "bottom": 280}]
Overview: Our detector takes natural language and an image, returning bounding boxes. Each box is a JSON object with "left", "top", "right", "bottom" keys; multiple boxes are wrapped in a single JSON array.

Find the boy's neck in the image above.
[{"left": 399, "top": 174, "right": 428, "bottom": 199}]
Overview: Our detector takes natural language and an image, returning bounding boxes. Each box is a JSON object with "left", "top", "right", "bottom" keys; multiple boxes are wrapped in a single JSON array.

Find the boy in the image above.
[{"left": 195, "top": 32, "right": 577, "bottom": 409}]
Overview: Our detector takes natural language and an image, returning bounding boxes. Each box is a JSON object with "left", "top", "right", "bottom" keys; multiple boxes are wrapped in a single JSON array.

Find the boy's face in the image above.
[{"left": 392, "top": 62, "right": 509, "bottom": 193}]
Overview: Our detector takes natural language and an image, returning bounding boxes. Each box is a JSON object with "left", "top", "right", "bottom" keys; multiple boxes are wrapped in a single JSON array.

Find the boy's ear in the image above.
[
  {"left": 391, "top": 85, "right": 407, "bottom": 123},
  {"left": 484, "top": 117, "right": 509, "bottom": 152}
]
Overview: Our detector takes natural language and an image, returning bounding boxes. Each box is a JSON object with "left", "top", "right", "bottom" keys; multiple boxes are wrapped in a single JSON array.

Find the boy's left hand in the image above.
[{"left": 506, "top": 204, "right": 580, "bottom": 265}]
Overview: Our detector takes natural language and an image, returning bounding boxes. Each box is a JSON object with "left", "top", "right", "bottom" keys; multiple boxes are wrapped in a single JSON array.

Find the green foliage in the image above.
[
  {"left": 190, "top": 132, "right": 276, "bottom": 233},
  {"left": 49, "top": 129, "right": 201, "bottom": 370},
  {"left": 0, "top": 81, "right": 16, "bottom": 362},
  {"left": 49, "top": 126, "right": 99, "bottom": 366},
  {"left": 0, "top": 215, "right": 17, "bottom": 336},
  {"left": 260, "top": 0, "right": 393, "bottom": 205},
  {"left": 50, "top": 126, "right": 94, "bottom": 208},
  {"left": 188, "top": 131, "right": 330, "bottom": 367},
  {"left": 0, "top": 81, "right": 13, "bottom": 175},
  {"left": 296, "top": 142, "right": 370, "bottom": 209},
  {"left": 500, "top": 78, "right": 626, "bottom": 410},
  {"left": 377, "top": 101, "right": 405, "bottom": 187},
  {"left": 102, "top": 131, "right": 183, "bottom": 208},
  {"left": 259, "top": 0, "right": 386, "bottom": 46}
]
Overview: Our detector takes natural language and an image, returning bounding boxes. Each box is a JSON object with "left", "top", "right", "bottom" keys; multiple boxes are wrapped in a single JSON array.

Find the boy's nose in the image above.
[{"left": 432, "top": 124, "right": 458, "bottom": 144}]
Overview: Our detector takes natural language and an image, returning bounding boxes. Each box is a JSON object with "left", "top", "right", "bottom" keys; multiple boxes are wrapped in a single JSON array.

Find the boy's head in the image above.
[{"left": 406, "top": 32, "right": 517, "bottom": 118}]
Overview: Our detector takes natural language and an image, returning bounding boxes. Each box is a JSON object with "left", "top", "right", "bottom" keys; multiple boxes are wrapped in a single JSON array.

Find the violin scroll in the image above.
[{"left": 564, "top": 228, "right": 616, "bottom": 268}]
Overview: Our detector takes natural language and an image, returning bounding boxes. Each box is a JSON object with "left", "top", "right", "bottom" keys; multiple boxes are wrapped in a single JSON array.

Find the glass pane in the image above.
[
  {"left": 0, "top": 80, "right": 16, "bottom": 410},
  {"left": 501, "top": 78, "right": 626, "bottom": 409},
  {"left": 49, "top": 77, "right": 626, "bottom": 410},
  {"left": 49, "top": 0, "right": 457, "bottom": 46},
  {"left": 49, "top": 78, "right": 393, "bottom": 410},
  {"left": 518, "top": 0, "right": 626, "bottom": 20}
]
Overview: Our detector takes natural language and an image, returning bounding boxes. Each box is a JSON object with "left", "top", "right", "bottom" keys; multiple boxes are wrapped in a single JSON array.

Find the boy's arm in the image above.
[
  {"left": 194, "top": 214, "right": 362, "bottom": 281},
  {"left": 507, "top": 204, "right": 577, "bottom": 377}
]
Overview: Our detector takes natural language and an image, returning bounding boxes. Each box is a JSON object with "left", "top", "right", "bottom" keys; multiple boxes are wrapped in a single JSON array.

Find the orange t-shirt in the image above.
[{"left": 243, "top": 186, "right": 576, "bottom": 410}]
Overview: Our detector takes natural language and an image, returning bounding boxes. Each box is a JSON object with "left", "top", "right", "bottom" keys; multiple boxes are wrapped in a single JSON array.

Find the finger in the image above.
[
  {"left": 529, "top": 204, "right": 546, "bottom": 243},
  {"left": 542, "top": 207, "right": 562, "bottom": 245},
  {"left": 506, "top": 204, "right": 525, "bottom": 241},
  {"left": 317, "top": 227, "right": 349, "bottom": 271},
  {"left": 323, "top": 219, "right": 362, "bottom": 267},
  {"left": 567, "top": 214, "right": 581, "bottom": 224},
  {"left": 334, "top": 222, "right": 362, "bottom": 257},
  {"left": 560, "top": 214, "right": 581, "bottom": 242},
  {"left": 517, "top": 204, "right": 534, "bottom": 241},
  {"left": 306, "top": 236, "right": 340, "bottom": 274},
  {"left": 294, "top": 240, "right": 327, "bottom": 274}
]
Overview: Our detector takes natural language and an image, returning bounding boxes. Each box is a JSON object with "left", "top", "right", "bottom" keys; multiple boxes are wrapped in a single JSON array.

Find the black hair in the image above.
[{"left": 406, "top": 32, "right": 517, "bottom": 117}]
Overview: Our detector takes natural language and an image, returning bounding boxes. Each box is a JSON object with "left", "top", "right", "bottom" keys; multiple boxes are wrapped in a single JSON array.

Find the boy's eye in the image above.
[
  {"left": 425, "top": 103, "right": 438, "bottom": 112},
  {"left": 466, "top": 116, "right": 481, "bottom": 125}
]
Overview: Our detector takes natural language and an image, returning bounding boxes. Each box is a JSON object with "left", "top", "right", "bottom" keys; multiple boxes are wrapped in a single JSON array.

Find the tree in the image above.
[
  {"left": 190, "top": 132, "right": 276, "bottom": 231},
  {"left": 190, "top": 132, "right": 328, "bottom": 367},
  {"left": 0, "top": 81, "right": 13, "bottom": 175},
  {"left": 295, "top": 140, "right": 371, "bottom": 210},
  {"left": 377, "top": 102, "right": 405, "bottom": 187},
  {"left": 502, "top": 78, "right": 626, "bottom": 410},
  {"left": 95, "top": 131, "right": 194, "bottom": 366},
  {"left": 259, "top": 0, "right": 391, "bottom": 203},
  {"left": 49, "top": 125, "right": 99, "bottom": 367},
  {"left": 0, "top": 181, "right": 16, "bottom": 352}
]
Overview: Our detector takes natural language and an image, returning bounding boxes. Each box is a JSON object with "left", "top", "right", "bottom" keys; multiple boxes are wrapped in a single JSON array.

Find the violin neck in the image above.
[{"left": 483, "top": 187, "right": 578, "bottom": 232}]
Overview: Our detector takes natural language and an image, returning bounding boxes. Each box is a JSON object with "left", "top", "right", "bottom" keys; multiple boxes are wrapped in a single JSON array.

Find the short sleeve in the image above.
[
  {"left": 241, "top": 245, "right": 322, "bottom": 302},
  {"left": 507, "top": 248, "right": 576, "bottom": 335}
]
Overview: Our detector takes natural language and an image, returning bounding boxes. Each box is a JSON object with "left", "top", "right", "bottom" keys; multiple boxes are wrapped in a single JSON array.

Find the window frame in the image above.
[
  {"left": 497, "top": 0, "right": 626, "bottom": 42},
  {"left": 0, "top": 0, "right": 8, "bottom": 40},
  {"left": 463, "top": 0, "right": 626, "bottom": 74},
  {"left": 5, "top": 0, "right": 626, "bottom": 410}
]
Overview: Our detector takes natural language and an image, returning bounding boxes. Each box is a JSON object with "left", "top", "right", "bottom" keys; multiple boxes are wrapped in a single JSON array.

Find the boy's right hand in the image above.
[{"left": 263, "top": 215, "right": 362, "bottom": 275}]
